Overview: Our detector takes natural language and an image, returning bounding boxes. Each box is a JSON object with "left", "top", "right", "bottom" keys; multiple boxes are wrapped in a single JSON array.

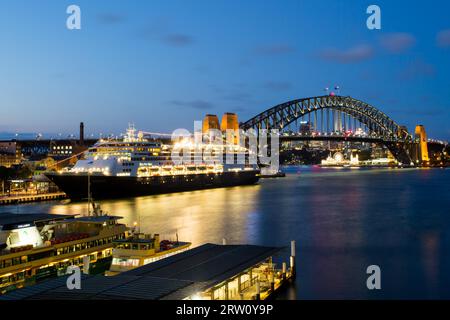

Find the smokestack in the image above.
[
  {"left": 80, "top": 122, "right": 84, "bottom": 145},
  {"left": 202, "top": 114, "right": 220, "bottom": 133},
  {"left": 220, "top": 113, "right": 239, "bottom": 145}
]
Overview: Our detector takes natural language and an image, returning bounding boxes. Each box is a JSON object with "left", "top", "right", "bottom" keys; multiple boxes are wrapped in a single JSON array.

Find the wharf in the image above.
[
  {"left": 0, "top": 242, "right": 296, "bottom": 300},
  {"left": 0, "top": 192, "right": 66, "bottom": 205}
]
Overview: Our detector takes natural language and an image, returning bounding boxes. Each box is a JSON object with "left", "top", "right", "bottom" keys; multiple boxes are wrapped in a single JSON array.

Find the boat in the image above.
[
  {"left": 0, "top": 211, "right": 129, "bottom": 294},
  {"left": 260, "top": 166, "right": 286, "bottom": 178},
  {"left": 105, "top": 231, "right": 191, "bottom": 276},
  {"left": 45, "top": 125, "right": 260, "bottom": 200}
]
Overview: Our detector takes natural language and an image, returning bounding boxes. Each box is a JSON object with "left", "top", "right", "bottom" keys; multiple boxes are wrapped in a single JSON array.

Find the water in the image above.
[{"left": 1, "top": 166, "right": 449, "bottom": 299}]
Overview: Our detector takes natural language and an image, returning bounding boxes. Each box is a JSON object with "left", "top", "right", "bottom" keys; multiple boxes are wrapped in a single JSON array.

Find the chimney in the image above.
[
  {"left": 80, "top": 122, "right": 85, "bottom": 145},
  {"left": 220, "top": 113, "right": 239, "bottom": 145}
]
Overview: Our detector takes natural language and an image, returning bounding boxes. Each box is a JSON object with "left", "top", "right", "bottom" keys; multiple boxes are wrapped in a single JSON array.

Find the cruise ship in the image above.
[{"left": 45, "top": 125, "right": 260, "bottom": 200}]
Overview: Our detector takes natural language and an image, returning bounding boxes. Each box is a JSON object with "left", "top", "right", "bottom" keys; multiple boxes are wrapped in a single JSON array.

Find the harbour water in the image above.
[{"left": 1, "top": 166, "right": 449, "bottom": 299}]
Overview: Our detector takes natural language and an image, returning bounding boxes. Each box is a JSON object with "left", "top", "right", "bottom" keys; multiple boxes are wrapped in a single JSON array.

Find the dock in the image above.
[
  {"left": 0, "top": 242, "right": 296, "bottom": 300},
  {"left": 0, "top": 192, "right": 66, "bottom": 205}
]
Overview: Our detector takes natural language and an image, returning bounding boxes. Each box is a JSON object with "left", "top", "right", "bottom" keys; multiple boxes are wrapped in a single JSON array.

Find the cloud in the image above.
[
  {"left": 317, "top": 45, "right": 374, "bottom": 63},
  {"left": 263, "top": 81, "right": 292, "bottom": 91},
  {"left": 162, "top": 33, "right": 194, "bottom": 47},
  {"left": 138, "top": 20, "right": 194, "bottom": 48},
  {"left": 253, "top": 44, "right": 295, "bottom": 55},
  {"left": 222, "top": 92, "right": 252, "bottom": 101},
  {"left": 415, "top": 108, "right": 445, "bottom": 116},
  {"left": 437, "top": 29, "right": 450, "bottom": 47},
  {"left": 399, "top": 60, "right": 436, "bottom": 80},
  {"left": 389, "top": 107, "right": 444, "bottom": 117},
  {"left": 170, "top": 100, "right": 214, "bottom": 110},
  {"left": 97, "top": 13, "right": 126, "bottom": 24},
  {"left": 138, "top": 18, "right": 170, "bottom": 39},
  {"left": 229, "top": 106, "right": 246, "bottom": 113},
  {"left": 379, "top": 33, "right": 416, "bottom": 53}
]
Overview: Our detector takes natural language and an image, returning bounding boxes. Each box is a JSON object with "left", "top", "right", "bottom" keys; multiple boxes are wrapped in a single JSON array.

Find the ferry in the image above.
[
  {"left": 0, "top": 211, "right": 128, "bottom": 294},
  {"left": 105, "top": 232, "right": 191, "bottom": 276},
  {"left": 45, "top": 126, "right": 260, "bottom": 200}
]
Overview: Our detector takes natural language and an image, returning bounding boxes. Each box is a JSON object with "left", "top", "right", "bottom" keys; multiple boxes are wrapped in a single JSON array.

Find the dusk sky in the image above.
[{"left": 1, "top": 0, "right": 449, "bottom": 139}]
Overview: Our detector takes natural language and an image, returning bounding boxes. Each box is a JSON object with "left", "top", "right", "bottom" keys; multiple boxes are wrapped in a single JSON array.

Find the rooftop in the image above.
[
  {"left": 72, "top": 215, "right": 123, "bottom": 224},
  {"left": 0, "top": 213, "right": 75, "bottom": 229},
  {"left": 0, "top": 243, "right": 282, "bottom": 300}
]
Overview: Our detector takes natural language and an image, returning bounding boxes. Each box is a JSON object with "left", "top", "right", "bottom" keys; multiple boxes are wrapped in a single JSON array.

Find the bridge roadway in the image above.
[{"left": 279, "top": 134, "right": 385, "bottom": 144}]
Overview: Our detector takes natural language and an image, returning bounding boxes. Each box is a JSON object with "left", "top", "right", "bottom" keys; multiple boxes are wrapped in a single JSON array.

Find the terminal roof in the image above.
[{"left": 0, "top": 243, "right": 283, "bottom": 300}]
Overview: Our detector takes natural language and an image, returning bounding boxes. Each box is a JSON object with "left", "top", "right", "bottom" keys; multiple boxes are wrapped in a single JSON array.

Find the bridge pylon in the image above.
[{"left": 413, "top": 125, "right": 429, "bottom": 166}]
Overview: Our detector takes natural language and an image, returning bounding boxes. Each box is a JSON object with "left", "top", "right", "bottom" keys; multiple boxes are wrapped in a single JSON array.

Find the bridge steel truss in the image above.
[{"left": 240, "top": 95, "right": 415, "bottom": 165}]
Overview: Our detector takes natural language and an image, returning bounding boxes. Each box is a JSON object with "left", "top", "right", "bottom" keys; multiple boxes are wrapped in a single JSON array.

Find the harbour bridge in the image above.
[{"left": 240, "top": 95, "right": 444, "bottom": 166}]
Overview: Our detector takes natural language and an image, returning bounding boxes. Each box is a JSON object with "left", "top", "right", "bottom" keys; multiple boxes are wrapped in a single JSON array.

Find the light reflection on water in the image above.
[
  {"left": 46, "top": 184, "right": 263, "bottom": 247},
  {"left": 1, "top": 167, "right": 449, "bottom": 299}
]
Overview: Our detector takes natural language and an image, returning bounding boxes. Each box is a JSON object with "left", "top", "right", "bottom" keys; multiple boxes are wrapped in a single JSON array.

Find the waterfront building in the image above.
[
  {"left": 0, "top": 142, "right": 22, "bottom": 168},
  {"left": 0, "top": 243, "right": 295, "bottom": 300}
]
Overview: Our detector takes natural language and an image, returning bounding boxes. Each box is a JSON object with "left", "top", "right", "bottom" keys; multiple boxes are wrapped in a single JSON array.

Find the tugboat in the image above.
[{"left": 105, "top": 228, "right": 191, "bottom": 276}]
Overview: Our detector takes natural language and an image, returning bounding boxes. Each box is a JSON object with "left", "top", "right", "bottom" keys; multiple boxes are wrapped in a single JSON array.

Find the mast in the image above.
[{"left": 87, "top": 171, "right": 91, "bottom": 216}]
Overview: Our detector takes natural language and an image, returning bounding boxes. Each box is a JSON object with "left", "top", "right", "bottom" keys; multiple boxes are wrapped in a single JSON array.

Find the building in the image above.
[
  {"left": 299, "top": 121, "right": 312, "bottom": 135},
  {"left": 0, "top": 243, "right": 295, "bottom": 300},
  {"left": 0, "top": 142, "right": 22, "bottom": 167},
  {"left": 0, "top": 152, "right": 18, "bottom": 168}
]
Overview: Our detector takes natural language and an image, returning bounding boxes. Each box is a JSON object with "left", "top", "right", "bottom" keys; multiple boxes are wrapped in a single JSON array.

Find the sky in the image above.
[{"left": 0, "top": 0, "right": 449, "bottom": 140}]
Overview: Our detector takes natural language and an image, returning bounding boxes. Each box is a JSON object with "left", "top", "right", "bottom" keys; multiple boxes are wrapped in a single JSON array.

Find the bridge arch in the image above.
[
  {"left": 240, "top": 95, "right": 411, "bottom": 141},
  {"left": 240, "top": 95, "right": 414, "bottom": 164}
]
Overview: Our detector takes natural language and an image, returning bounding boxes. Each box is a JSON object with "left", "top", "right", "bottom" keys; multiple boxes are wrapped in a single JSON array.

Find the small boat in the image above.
[{"left": 105, "top": 232, "right": 191, "bottom": 276}]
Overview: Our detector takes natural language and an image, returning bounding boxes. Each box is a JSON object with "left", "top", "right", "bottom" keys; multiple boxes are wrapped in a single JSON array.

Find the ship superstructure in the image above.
[{"left": 0, "top": 212, "right": 128, "bottom": 294}]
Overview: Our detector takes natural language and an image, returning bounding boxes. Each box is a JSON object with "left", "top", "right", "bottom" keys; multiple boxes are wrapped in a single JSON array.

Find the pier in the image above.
[
  {"left": 0, "top": 242, "right": 296, "bottom": 300},
  {"left": 0, "top": 192, "right": 66, "bottom": 205}
]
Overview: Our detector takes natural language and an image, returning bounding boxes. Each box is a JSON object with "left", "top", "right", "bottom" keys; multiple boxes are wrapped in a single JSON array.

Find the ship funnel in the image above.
[{"left": 220, "top": 113, "right": 239, "bottom": 145}]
